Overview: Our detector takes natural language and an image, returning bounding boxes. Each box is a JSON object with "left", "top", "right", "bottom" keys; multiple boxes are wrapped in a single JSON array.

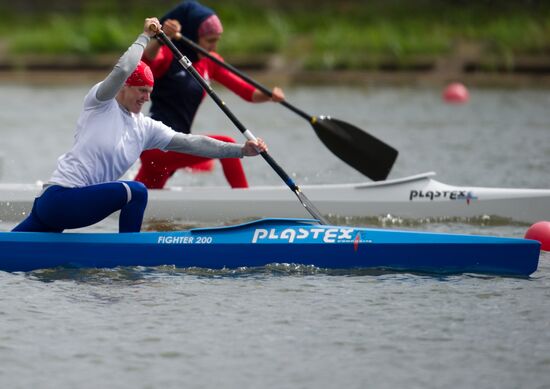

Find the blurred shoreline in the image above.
[
  {"left": 2, "top": 1, "right": 549, "bottom": 88},
  {"left": 2, "top": 62, "right": 550, "bottom": 88}
]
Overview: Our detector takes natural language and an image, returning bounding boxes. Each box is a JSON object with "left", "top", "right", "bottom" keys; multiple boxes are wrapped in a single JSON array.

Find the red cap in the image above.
[
  {"left": 198, "top": 15, "right": 223, "bottom": 37},
  {"left": 125, "top": 61, "right": 154, "bottom": 87}
]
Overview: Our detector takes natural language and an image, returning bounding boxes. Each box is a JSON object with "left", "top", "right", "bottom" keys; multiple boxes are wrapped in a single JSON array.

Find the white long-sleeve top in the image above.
[{"left": 50, "top": 34, "right": 243, "bottom": 188}]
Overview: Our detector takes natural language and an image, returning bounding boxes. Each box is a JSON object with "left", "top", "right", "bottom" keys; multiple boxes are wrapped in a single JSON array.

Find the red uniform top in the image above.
[{"left": 146, "top": 45, "right": 255, "bottom": 104}]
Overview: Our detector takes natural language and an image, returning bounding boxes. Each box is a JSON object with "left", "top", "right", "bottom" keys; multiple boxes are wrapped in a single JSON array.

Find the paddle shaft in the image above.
[
  {"left": 175, "top": 33, "right": 313, "bottom": 122},
  {"left": 155, "top": 31, "right": 328, "bottom": 224}
]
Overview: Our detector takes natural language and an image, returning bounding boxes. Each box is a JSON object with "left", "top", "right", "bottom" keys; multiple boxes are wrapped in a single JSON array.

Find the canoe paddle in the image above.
[
  {"left": 173, "top": 32, "right": 398, "bottom": 181},
  {"left": 153, "top": 27, "right": 329, "bottom": 225}
]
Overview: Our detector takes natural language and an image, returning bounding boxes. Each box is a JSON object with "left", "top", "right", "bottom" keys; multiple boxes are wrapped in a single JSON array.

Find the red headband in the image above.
[
  {"left": 198, "top": 15, "right": 223, "bottom": 37},
  {"left": 125, "top": 61, "right": 154, "bottom": 87}
]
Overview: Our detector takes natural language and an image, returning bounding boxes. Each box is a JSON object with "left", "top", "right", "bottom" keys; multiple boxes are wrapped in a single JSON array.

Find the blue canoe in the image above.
[{"left": 0, "top": 218, "right": 540, "bottom": 276}]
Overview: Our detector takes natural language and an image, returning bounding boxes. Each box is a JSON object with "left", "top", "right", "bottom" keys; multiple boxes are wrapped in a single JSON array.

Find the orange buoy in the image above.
[
  {"left": 443, "top": 82, "right": 469, "bottom": 104},
  {"left": 525, "top": 221, "right": 550, "bottom": 251}
]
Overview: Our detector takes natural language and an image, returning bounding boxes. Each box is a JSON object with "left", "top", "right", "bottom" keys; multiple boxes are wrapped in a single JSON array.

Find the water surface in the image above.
[{"left": 1, "top": 81, "right": 549, "bottom": 389}]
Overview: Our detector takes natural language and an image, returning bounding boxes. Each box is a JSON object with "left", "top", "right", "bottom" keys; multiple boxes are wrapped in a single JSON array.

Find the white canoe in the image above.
[{"left": 1, "top": 172, "right": 549, "bottom": 224}]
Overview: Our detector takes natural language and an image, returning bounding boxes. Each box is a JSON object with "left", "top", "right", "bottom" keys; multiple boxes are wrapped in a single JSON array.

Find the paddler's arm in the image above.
[
  {"left": 210, "top": 53, "right": 285, "bottom": 103},
  {"left": 165, "top": 133, "right": 267, "bottom": 158},
  {"left": 252, "top": 87, "right": 285, "bottom": 103},
  {"left": 143, "top": 19, "right": 181, "bottom": 62},
  {"left": 96, "top": 18, "right": 161, "bottom": 102}
]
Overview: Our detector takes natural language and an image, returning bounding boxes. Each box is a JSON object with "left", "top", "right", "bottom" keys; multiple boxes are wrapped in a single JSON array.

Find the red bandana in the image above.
[{"left": 125, "top": 61, "right": 154, "bottom": 87}]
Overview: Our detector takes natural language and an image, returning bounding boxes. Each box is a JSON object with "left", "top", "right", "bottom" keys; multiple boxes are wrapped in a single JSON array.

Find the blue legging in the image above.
[{"left": 12, "top": 181, "right": 148, "bottom": 233}]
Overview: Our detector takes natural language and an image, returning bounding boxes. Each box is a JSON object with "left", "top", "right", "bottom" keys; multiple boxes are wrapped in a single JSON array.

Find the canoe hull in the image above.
[
  {"left": 0, "top": 218, "right": 540, "bottom": 275},
  {"left": 2, "top": 172, "right": 550, "bottom": 224}
]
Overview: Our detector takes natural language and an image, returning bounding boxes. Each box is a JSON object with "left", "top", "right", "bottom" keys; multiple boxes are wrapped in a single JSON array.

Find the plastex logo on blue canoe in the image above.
[{"left": 252, "top": 227, "right": 357, "bottom": 243}]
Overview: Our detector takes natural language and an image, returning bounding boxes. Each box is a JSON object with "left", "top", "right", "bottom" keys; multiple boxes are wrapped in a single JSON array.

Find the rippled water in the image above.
[
  {"left": 1, "top": 260, "right": 550, "bottom": 389},
  {"left": 1, "top": 80, "right": 550, "bottom": 388}
]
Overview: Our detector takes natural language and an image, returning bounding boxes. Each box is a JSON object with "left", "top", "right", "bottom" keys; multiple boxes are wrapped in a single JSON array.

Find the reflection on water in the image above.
[
  {"left": 28, "top": 264, "right": 324, "bottom": 283},
  {"left": 328, "top": 213, "right": 526, "bottom": 227},
  {"left": 27, "top": 263, "right": 513, "bottom": 285}
]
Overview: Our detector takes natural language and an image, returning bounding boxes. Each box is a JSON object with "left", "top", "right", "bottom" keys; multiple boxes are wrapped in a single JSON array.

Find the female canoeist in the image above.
[
  {"left": 12, "top": 17, "right": 267, "bottom": 233},
  {"left": 133, "top": 0, "right": 284, "bottom": 189}
]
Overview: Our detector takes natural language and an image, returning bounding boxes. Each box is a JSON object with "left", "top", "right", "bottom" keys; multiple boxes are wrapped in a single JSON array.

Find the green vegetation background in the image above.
[{"left": 1, "top": 0, "right": 549, "bottom": 70}]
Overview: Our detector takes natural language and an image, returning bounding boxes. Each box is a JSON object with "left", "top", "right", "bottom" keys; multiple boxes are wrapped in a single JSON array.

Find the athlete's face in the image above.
[
  {"left": 119, "top": 85, "right": 153, "bottom": 114},
  {"left": 198, "top": 33, "right": 221, "bottom": 55}
]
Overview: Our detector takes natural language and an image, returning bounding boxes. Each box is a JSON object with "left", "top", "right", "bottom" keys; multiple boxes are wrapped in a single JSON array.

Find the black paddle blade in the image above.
[{"left": 312, "top": 117, "right": 398, "bottom": 181}]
